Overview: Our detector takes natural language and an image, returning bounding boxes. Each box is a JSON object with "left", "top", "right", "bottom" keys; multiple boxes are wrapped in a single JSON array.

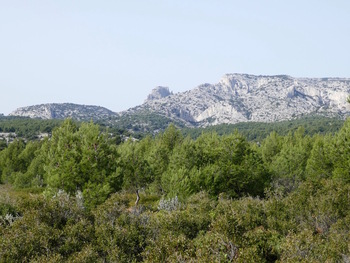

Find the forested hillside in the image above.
[
  {"left": 0, "top": 116, "right": 127, "bottom": 143},
  {"left": 183, "top": 115, "right": 344, "bottom": 141},
  {"left": 0, "top": 114, "right": 344, "bottom": 142},
  {"left": 1, "top": 118, "right": 350, "bottom": 262},
  {"left": 0, "top": 116, "right": 63, "bottom": 139}
]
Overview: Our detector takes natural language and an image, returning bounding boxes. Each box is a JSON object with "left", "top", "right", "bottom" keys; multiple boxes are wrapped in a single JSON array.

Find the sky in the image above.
[{"left": 1, "top": 1, "right": 350, "bottom": 115}]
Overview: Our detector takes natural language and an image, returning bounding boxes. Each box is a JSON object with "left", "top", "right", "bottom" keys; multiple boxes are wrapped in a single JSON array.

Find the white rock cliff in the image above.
[{"left": 131, "top": 74, "right": 350, "bottom": 127}]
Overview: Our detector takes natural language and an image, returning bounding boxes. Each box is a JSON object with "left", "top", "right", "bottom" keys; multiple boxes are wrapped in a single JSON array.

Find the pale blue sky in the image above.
[{"left": 1, "top": 1, "right": 350, "bottom": 114}]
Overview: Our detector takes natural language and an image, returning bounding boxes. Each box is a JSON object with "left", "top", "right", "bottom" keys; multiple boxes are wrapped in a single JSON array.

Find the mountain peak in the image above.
[{"left": 146, "top": 86, "right": 173, "bottom": 101}]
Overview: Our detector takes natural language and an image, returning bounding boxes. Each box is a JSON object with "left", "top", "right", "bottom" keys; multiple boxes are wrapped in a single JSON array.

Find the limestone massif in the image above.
[
  {"left": 9, "top": 103, "right": 117, "bottom": 121},
  {"left": 9, "top": 74, "right": 350, "bottom": 127},
  {"left": 125, "top": 74, "right": 350, "bottom": 127}
]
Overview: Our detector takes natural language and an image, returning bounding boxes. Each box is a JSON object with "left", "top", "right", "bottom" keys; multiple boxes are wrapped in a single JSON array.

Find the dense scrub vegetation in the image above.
[
  {"left": 183, "top": 115, "right": 344, "bottom": 141},
  {"left": 107, "top": 111, "right": 187, "bottom": 136},
  {"left": 2, "top": 114, "right": 342, "bottom": 142},
  {"left": 0, "top": 116, "right": 63, "bottom": 139},
  {"left": 1, "top": 117, "right": 350, "bottom": 262}
]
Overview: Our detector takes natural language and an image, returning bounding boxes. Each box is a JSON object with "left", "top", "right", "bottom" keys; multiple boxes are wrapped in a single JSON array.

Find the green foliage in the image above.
[
  {"left": 0, "top": 140, "right": 7, "bottom": 152},
  {"left": 20, "top": 143, "right": 47, "bottom": 188},
  {"left": 0, "top": 116, "right": 62, "bottom": 140},
  {"left": 0, "top": 139, "right": 27, "bottom": 183},
  {"left": 261, "top": 131, "right": 283, "bottom": 163},
  {"left": 165, "top": 131, "right": 271, "bottom": 199},
  {"left": 93, "top": 192, "right": 150, "bottom": 262},
  {"left": 305, "top": 134, "right": 334, "bottom": 180},
  {"left": 273, "top": 179, "right": 350, "bottom": 262},
  {"left": 0, "top": 114, "right": 344, "bottom": 142},
  {"left": 2, "top": 117, "right": 350, "bottom": 261},
  {"left": 143, "top": 192, "right": 215, "bottom": 262},
  {"left": 111, "top": 111, "right": 186, "bottom": 135},
  {"left": 41, "top": 120, "right": 118, "bottom": 208},
  {"left": 183, "top": 115, "right": 343, "bottom": 141},
  {"left": 268, "top": 128, "right": 313, "bottom": 192},
  {"left": 117, "top": 136, "right": 153, "bottom": 192},
  {"left": 331, "top": 118, "right": 350, "bottom": 181},
  {"left": 0, "top": 191, "right": 94, "bottom": 262}
]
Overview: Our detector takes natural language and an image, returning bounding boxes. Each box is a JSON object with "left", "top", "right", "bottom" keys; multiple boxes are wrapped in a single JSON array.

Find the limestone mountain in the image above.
[
  {"left": 9, "top": 103, "right": 117, "bottom": 121},
  {"left": 125, "top": 74, "right": 350, "bottom": 127},
  {"left": 8, "top": 74, "right": 350, "bottom": 129}
]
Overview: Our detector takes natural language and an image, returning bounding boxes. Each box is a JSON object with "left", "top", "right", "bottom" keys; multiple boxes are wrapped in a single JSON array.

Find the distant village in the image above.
[
  {"left": 0, "top": 132, "right": 16, "bottom": 145},
  {"left": 0, "top": 132, "right": 49, "bottom": 144}
]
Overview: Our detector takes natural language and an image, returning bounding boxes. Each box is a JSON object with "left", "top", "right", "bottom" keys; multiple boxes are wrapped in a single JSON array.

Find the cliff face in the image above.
[{"left": 125, "top": 74, "right": 350, "bottom": 127}]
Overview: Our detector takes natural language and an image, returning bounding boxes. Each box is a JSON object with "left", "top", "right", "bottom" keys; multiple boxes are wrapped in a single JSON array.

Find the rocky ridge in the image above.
[
  {"left": 125, "top": 74, "right": 350, "bottom": 127},
  {"left": 8, "top": 74, "right": 350, "bottom": 127},
  {"left": 9, "top": 103, "right": 117, "bottom": 121}
]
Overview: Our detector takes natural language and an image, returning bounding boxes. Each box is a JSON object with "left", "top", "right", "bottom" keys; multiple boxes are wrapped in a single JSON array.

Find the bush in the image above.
[{"left": 0, "top": 192, "right": 94, "bottom": 261}]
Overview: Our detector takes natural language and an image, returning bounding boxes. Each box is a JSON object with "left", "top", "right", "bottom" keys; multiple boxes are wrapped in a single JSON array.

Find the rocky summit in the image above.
[
  {"left": 126, "top": 74, "right": 350, "bottom": 127},
  {"left": 146, "top": 86, "right": 173, "bottom": 101}
]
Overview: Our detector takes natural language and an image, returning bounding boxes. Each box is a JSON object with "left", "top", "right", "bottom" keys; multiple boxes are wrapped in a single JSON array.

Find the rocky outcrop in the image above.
[{"left": 146, "top": 86, "right": 173, "bottom": 101}]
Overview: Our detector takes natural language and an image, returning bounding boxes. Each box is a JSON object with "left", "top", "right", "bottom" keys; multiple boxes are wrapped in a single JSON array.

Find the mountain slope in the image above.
[
  {"left": 9, "top": 103, "right": 117, "bottom": 121},
  {"left": 8, "top": 74, "right": 350, "bottom": 129},
  {"left": 124, "top": 74, "right": 350, "bottom": 127}
]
